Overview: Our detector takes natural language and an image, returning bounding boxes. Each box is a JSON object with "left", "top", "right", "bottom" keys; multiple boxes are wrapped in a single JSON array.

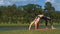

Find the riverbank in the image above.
[
  {"left": 0, "top": 28, "right": 60, "bottom": 34},
  {"left": 0, "top": 23, "right": 60, "bottom": 26}
]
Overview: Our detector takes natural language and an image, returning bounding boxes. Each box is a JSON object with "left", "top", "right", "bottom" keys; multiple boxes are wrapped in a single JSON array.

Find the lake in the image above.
[{"left": 0, "top": 25, "right": 60, "bottom": 30}]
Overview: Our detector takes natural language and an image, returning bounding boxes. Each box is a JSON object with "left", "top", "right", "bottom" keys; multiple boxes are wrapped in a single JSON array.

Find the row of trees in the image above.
[{"left": 0, "top": 2, "right": 60, "bottom": 24}]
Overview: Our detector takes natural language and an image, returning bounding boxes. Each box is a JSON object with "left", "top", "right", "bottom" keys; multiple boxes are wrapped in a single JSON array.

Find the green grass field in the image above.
[
  {"left": 0, "top": 23, "right": 60, "bottom": 26},
  {"left": 0, "top": 29, "right": 60, "bottom": 34},
  {"left": 0, "top": 23, "right": 60, "bottom": 34}
]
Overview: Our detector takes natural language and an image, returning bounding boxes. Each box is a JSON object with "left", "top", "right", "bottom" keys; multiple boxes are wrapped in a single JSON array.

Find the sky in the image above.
[{"left": 0, "top": 0, "right": 60, "bottom": 11}]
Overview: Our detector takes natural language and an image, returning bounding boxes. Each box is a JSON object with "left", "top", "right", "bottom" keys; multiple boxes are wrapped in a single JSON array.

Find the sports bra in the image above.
[{"left": 36, "top": 16, "right": 40, "bottom": 19}]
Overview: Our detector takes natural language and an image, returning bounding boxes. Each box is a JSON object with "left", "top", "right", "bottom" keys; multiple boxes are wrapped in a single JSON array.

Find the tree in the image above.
[
  {"left": 22, "top": 4, "right": 43, "bottom": 23},
  {"left": 44, "top": 2, "right": 55, "bottom": 18}
]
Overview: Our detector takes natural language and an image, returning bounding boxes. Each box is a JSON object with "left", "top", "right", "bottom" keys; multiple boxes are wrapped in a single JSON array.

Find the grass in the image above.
[
  {"left": 0, "top": 23, "right": 60, "bottom": 34},
  {"left": 0, "top": 23, "right": 29, "bottom": 26},
  {"left": 0, "top": 29, "right": 60, "bottom": 34},
  {"left": 0, "top": 23, "right": 60, "bottom": 26}
]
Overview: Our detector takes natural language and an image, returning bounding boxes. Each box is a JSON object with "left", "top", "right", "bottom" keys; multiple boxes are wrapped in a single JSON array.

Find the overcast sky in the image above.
[{"left": 0, "top": 0, "right": 60, "bottom": 11}]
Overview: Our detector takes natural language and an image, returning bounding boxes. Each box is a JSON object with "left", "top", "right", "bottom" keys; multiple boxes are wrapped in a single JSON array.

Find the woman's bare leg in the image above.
[
  {"left": 50, "top": 19, "right": 56, "bottom": 29},
  {"left": 29, "top": 21, "right": 34, "bottom": 30},
  {"left": 34, "top": 20, "right": 39, "bottom": 30}
]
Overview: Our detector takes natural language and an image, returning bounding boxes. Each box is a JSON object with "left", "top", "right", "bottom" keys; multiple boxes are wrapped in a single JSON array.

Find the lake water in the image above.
[{"left": 0, "top": 25, "right": 60, "bottom": 30}]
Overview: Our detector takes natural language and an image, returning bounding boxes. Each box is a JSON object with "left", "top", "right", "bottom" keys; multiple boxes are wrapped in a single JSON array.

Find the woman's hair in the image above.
[
  {"left": 39, "top": 13, "right": 44, "bottom": 15},
  {"left": 35, "top": 13, "right": 44, "bottom": 16}
]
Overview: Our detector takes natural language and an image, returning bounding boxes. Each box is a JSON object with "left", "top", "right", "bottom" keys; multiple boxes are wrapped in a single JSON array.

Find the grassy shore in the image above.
[
  {"left": 0, "top": 23, "right": 60, "bottom": 34},
  {"left": 0, "top": 23, "right": 60, "bottom": 26},
  {"left": 0, "top": 23, "right": 29, "bottom": 26},
  {"left": 0, "top": 29, "right": 60, "bottom": 34}
]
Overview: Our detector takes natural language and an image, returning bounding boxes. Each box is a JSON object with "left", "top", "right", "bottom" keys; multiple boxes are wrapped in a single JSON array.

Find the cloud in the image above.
[
  {"left": 0, "top": 0, "right": 60, "bottom": 11},
  {"left": 0, "top": 0, "right": 12, "bottom": 6},
  {"left": 0, "top": 0, "right": 37, "bottom": 6},
  {"left": 46, "top": 0, "right": 60, "bottom": 5},
  {"left": 0, "top": 0, "right": 4, "bottom": 5},
  {"left": 45, "top": 0, "right": 60, "bottom": 11},
  {"left": 45, "top": 0, "right": 55, "bottom": 3},
  {"left": 11, "top": 0, "right": 36, "bottom": 2}
]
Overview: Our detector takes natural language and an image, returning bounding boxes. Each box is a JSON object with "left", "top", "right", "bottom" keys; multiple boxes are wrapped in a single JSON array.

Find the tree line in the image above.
[{"left": 0, "top": 2, "right": 60, "bottom": 24}]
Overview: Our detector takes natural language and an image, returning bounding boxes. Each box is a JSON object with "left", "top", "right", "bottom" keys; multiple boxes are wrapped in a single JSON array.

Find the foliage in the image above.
[{"left": 0, "top": 2, "right": 60, "bottom": 24}]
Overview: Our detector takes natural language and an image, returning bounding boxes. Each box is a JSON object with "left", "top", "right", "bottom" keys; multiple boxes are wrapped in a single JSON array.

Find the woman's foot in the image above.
[
  {"left": 51, "top": 27, "right": 56, "bottom": 29},
  {"left": 45, "top": 27, "right": 49, "bottom": 30},
  {"left": 51, "top": 26, "right": 56, "bottom": 29}
]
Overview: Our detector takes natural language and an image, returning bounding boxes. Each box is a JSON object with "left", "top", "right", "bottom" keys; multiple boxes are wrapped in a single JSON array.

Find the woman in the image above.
[
  {"left": 29, "top": 14, "right": 44, "bottom": 30},
  {"left": 29, "top": 14, "right": 56, "bottom": 30}
]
